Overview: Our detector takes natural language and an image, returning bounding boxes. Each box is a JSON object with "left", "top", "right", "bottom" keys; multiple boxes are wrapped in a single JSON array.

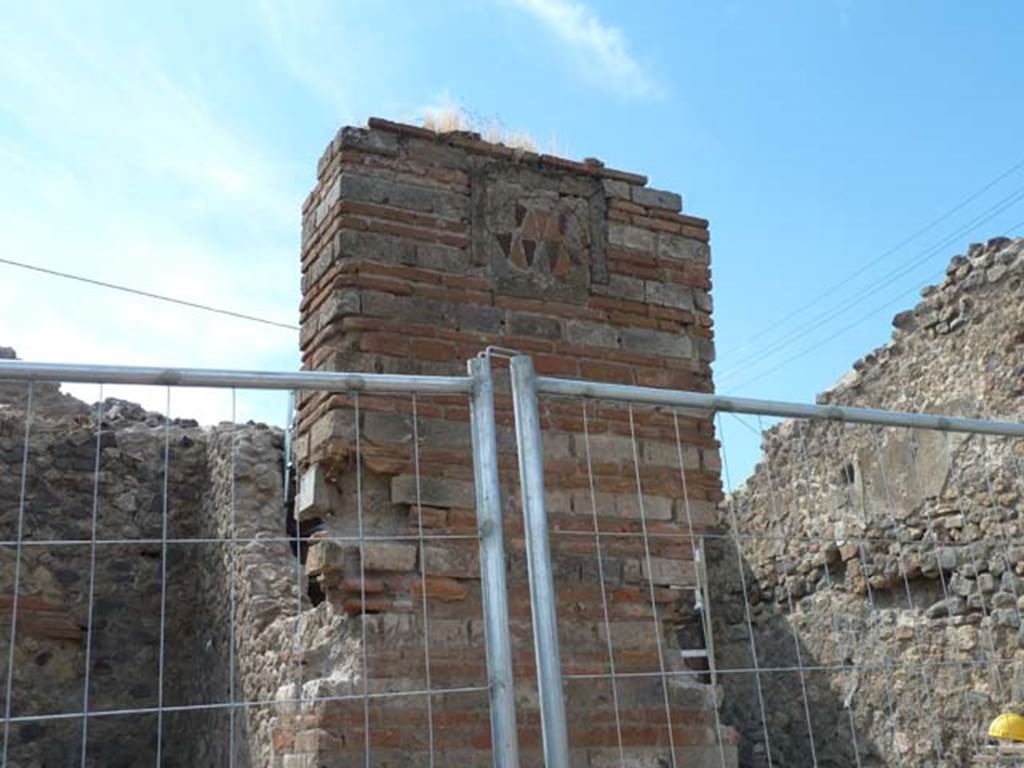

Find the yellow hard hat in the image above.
[{"left": 989, "top": 713, "right": 1024, "bottom": 742}]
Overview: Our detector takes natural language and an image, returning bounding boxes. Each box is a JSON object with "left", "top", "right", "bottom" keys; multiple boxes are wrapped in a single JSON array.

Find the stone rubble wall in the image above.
[
  {"left": 711, "top": 236, "right": 1024, "bottom": 767},
  {"left": 293, "top": 118, "right": 736, "bottom": 767},
  {"left": 0, "top": 347, "right": 294, "bottom": 767}
]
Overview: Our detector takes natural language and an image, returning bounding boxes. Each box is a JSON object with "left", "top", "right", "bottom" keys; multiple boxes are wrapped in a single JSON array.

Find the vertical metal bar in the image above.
[
  {"left": 467, "top": 356, "right": 520, "bottom": 768},
  {"left": 156, "top": 387, "right": 171, "bottom": 766},
  {"left": 354, "top": 394, "right": 370, "bottom": 768},
  {"left": 870, "top": 429, "right": 945, "bottom": 763},
  {"left": 907, "top": 430, "right": 980, "bottom": 759},
  {"left": 580, "top": 403, "right": 625, "bottom": 767},
  {"left": 717, "top": 414, "right": 774, "bottom": 768},
  {"left": 508, "top": 355, "right": 570, "bottom": 767},
  {"left": 833, "top": 428, "right": 900, "bottom": 749},
  {"left": 80, "top": 386, "right": 104, "bottom": 767},
  {"left": 794, "top": 424, "right": 862, "bottom": 768},
  {"left": 410, "top": 395, "right": 436, "bottom": 766},
  {"left": 942, "top": 433, "right": 1005, "bottom": 701},
  {"left": 227, "top": 390, "right": 238, "bottom": 767},
  {"left": 756, "top": 415, "right": 818, "bottom": 768},
  {"left": 2, "top": 382, "right": 33, "bottom": 767},
  {"left": 627, "top": 406, "right": 677, "bottom": 768},
  {"left": 978, "top": 436, "right": 1024, "bottom": 626},
  {"left": 672, "top": 412, "right": 727, "bottom": 768},
  {"left": 290, "top": 390, "right": 305, "bottom": 722}
]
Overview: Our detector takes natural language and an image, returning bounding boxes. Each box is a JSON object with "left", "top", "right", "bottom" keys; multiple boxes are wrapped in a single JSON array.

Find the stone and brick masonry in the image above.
[{"left": 290, "top": 118, "right": 737, "bottom": 767}]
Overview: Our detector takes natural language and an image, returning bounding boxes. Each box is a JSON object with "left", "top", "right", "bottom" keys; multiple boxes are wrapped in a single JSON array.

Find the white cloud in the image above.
[
  {"left": 257, "top": 0, "right": 367, "bottom": 120},
  {"left": 0, "top": 5, "right": 301, "bottom": 426},
  {"left": 510, "top": 0, "right": 663, "bottom": 99}
]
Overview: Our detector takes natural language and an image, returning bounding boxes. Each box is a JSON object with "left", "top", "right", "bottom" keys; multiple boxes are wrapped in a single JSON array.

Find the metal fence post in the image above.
[
  {"left": 509, "top": 355, "right": 571, "bottom": 767},
  {"left": 468, "top": 355, "right": 520, "bottom": 768}
]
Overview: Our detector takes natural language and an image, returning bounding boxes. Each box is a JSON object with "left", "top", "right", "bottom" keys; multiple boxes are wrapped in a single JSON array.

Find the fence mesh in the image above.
[
  {"left": 0, "top": 376, "right": 499, "bottom": 767},
  {"left": 3, "top": 359, "right": 1024, "bottom": 767},
  {"left": 531, "top": 378, "right": 1024, "bottom": 767}
]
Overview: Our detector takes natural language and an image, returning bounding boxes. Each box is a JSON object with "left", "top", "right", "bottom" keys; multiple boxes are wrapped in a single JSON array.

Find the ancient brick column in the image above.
[{"left": 292, "top": 118, "right": 734, "bottom": 767}]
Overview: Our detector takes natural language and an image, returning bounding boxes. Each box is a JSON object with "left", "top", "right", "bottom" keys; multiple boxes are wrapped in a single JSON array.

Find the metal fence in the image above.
[
  {"left": 2, "top": 354, "right": 1023, "bottom": 767},
  {"left": 511, "top": 355, "right": 1024, "bottom": 768},
  {"left": 0, "top": 358, "right": 517, "bottom": 768}
]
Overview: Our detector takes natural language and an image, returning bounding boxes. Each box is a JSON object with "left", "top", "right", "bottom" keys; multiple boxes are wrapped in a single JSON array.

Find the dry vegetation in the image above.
[{"left": 422, "top": 103, "right": 541, "bottom": 152}]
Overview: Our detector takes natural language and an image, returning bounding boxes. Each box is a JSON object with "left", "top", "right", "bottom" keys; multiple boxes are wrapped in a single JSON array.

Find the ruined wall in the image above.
[
  {"left": 712, "top": 236, "right": 1024, "bottom": 767},
  {"left": 294, "top": 118, "right": 735, "bottom": 766},
  {"left": 0, "top": 346, "right": 289, "bottom": 767}
]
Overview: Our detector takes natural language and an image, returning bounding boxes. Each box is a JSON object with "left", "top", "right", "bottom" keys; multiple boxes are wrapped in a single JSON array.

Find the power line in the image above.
[
  {"left": 0, "top": 257, "right": 298, "bottom": 331},
  {"left": 718, "top": 182, "right": 1024, "bottom": 381},
  {"left": 726, "top": 217, "right": 1024, "bottom": 392},
  {"left": 716, "top": 155, "right": 1024, "bottom": 367},
  {"left": 716, "top": 182, "right": 1024, "bottom": 383}
]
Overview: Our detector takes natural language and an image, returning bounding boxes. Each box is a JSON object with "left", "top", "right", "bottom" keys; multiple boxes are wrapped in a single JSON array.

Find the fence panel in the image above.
[
  {"left": 513, "top": 354, "right": 1024, "bottom": 768},
  {"left": 0, "top": 359, "right": 517, "bottom": 768},
  {"left": 5, "top": 352, "right": 1024, "bottom": 767}
]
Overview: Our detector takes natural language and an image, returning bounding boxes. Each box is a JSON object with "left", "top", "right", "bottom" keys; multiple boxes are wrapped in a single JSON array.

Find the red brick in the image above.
[
  {"left": 337, "top": 200, "right": 466, "bottom": 234},
  {"left": 579, "top": 360, "right": 634, "bottom": 384},
  {"left": 532, "top": 354, "right": 578, "bottom": 377},
  {"left": 360, "top": 333, "right": 411, "bottom": 356},
  {"left": 412, "top": 338, "right": 457, "bottom": 362}
]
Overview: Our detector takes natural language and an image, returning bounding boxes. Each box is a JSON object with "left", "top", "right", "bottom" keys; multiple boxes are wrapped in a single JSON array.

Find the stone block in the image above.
[
  {"left": 362, "top": 542, "right": 417, "bottom": 572},
  {"left": 361, "top": 291, "right": 503, "bottom": 333},
  {"left": 839, "top": 542, "right": 860, "bottom": 561},
  {"left": 936, "top": 546, "right": 959, "bottom": 571},
  {"left": 620, "top": 327, "right": 692, "bottom": 359},
  {"left": 412, "top": 575, "right": 468, "bottom": 602},
  {"left": 641, "top": 556, "right": 695, "bottom": 586},
  {"left": 506, "top": 312, "right": 563, "bottom": 340},
  {"left": 565, "top": 320, "right": 619, "bottom": 348},
  {"left": 591, "top": 273, "right": 645, "bottom": 301},
  {"left": 297, "top": 464, "right": 339, "bottom": 520},
  {"left": 657, "top": 234, "right": 708, "bottom": 263},
  {"left": 305, "top": 540, "right": 347, "bottom": 577},
  {"left": 361, "top": 411, "right": 413, "bottom": 446},
  {"left": 698, "top": 338, "right": 716, "bottom": 362},
  {"left": 391, "top": 475, "right": 475, "bottom": 509},
  {"left": 423, "top": 543, "right": 479, "bottom": 578},
  {"left": 337, "top": 171, "right": 469, "bottom": 221},
  {"left": 644, "top": 280, "right": 693, "bottom": 310},
  {"left": 598, "top": 620, "right": 660, "bottom": 649},
  {"left": 632, "top": 186, "right": 683, "bottom": 212},
  {"left": 336, "top": 126, "right": 399, "bottom": 157},
  {"left": 640, "top": 439, "right": 699, "bottom": 469},
  {"left": 310, "top": 410, "right": 356, "bottom": 450},
  {"left": 601, "top": 178, "right": 632, "bottom": 199},
  {"left": 317, "top": 290, "right": 361, "bottom": 329},
  {"left": 693, "top": 289, "right": 713, "bottom": 313},
  {"left": 335, "top": 229, "right": 465, "bottom": 272},
  {"left": 608, "top": 222, "right": 655, "bottom": 252}
]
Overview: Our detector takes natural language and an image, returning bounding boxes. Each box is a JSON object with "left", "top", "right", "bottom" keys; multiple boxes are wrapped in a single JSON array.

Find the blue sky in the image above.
[{"left": 2, "top": 1, "right": 1023, "bottom": 483}]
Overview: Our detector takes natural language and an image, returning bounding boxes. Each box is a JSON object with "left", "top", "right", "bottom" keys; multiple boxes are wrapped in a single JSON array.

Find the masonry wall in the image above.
[
  {"left": 0, "top": 346, "right": 290, "bottom": 768},
  {"left": 712, "top": 236, "right": 1024, "bottom": 767},
  {"left": 293, "top": 119, "right": 735, "bottom": 766}
]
